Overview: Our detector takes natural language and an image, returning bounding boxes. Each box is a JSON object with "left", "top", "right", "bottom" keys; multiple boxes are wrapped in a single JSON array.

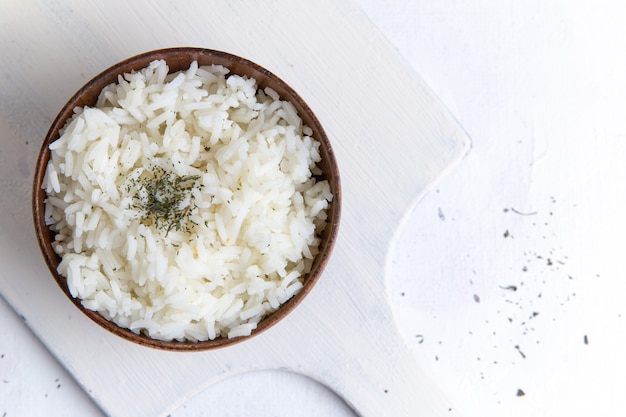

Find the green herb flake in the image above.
[{"left": 129, "top": 166, "right": 201, "bottom": 236}]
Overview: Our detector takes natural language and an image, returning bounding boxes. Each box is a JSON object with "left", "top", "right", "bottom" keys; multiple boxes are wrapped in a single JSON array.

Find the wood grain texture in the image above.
[{"left": 0, "top": 0, "right": 469, "bottom": 415}]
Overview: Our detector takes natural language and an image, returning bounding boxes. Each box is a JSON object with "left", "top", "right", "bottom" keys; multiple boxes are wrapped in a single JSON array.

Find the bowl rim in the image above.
[{"left": 32, "top": 47, "right": 341, "bottom": 351}]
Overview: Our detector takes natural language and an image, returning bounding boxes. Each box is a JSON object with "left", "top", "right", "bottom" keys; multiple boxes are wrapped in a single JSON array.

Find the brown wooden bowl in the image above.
[{"left": 32, "top": 47, "right": 341, "bottom": 351}]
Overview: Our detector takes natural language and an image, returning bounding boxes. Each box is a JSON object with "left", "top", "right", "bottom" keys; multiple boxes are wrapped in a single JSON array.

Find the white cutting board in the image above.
[{"left": 0, "top": 0, "right": 469, "bottom": 415}]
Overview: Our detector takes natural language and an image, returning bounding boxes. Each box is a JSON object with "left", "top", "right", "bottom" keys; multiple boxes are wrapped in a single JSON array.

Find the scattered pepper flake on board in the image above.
[
  {"left": 516, "top": 389, "right": 525, "bottom": 397},
  {"left": 510, "top": 208, "right": 537, "bottom": 216},
  {"left": 584, "top": 335, "right": 589, "bottom": 345}
]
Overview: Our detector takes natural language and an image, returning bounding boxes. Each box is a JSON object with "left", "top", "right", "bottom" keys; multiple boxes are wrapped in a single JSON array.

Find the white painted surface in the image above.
[{"left": 2, "top": 1, "right": 626, "bottom": 416}]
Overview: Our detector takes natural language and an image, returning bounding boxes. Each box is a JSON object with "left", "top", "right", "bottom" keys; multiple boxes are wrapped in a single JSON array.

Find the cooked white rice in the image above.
[{"left": 42, "top": 59, "right": 332, "bottom": 342}]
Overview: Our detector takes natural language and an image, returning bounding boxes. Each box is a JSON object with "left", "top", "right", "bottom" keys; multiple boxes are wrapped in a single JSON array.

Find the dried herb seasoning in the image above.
[{"left": 128, "top": 165, "right": 201, "bottom": 236}]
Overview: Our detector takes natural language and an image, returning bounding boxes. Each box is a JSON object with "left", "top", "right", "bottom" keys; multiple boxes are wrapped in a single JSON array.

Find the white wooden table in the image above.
[{"left": 2, "top": 1, "right": 626, "bottom": 416}]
